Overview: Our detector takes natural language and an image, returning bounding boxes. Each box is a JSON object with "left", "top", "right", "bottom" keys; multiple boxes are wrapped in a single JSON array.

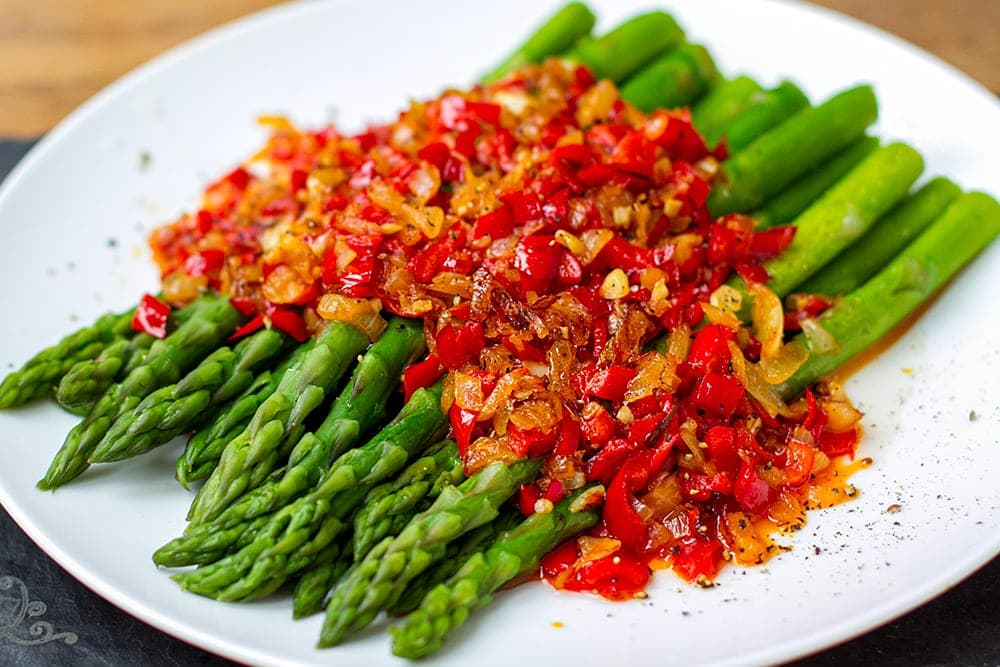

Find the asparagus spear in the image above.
[
  {"left": 90, "top": 328, "right": 289, "bottom": 462},
  {"left": 388, "top": 508, "right": 523, "bottom": 617},
  {"left": 719, "top": 80, "right": 810, "bottom": 153},
  {"left": 619, "top": 43, "right": 718, "bottom": 112},
  {"left": 154, "top": 318, "right": 426, "bottom": 566},
  {"left": 37, "top": 294, "right": 241, "bottom": 489},
  {"left": 795, "top": 176, "right": 961, "bottom": 296},
  {"left": 318, "top": 458, "right": 542, "bottom": 646},
  {"left": 391, "top": 486, "right": 602, "bottom": 659},
  {"left": 759, "top": 142, "right": 925, "bottom": 297},
  {"left": 751, "top": 136, "right": 880, "bottom": 229},
  {"left": 352, "top": 440, "right": 465, "bottom": 561},
  {"left": 175, "top": 366, "right": 287, "bottom": 488},
  {"left": 708, "top": 85, "right": 879, "bottom": 216},
  {"left": 482, "top": 2, "right": 597, "bottom": 83},
  {"left": 777, "top": 192, "right": 1000, "bottom": 398},
  {"left": 291, "top": 543, "right": 351, "bottom": 619},
  {"left": 55, "top": 334, "right": 155, "bottom": 415},
  {"left": 691, "top": 76, "right": 766, "bottom": 142},
  {"left": 566, "top": 11, "right": 685, "bottom": 83},
  {"left": 185, "top": 321, "right": 369, "bottom": 524},
  {"left": 171, "top": 383, "right": 448, "bottom": 599},
  {"left": 0, "top": 308, "right": 134, "bottom": 409}
]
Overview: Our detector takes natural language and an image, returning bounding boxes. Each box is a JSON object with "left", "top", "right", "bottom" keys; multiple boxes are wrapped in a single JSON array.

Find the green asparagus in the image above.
[
  {"left": 566, "top": 11, "right": 685, "bottom": 83},
  {"left": 777, "top": 192, "right": 1000, "bottom": 398},
  {"left": 388, "top": 509, "right": 523, "bottom": 617},
  {"left": 708, "top": 85, "right": 879, "bottom": 216},
  {"left": 482, "top": 2, "right": 597, "bottom": 83},
  {"left": 719, "top": 80, "right": 810, "bottom": 153},
  {"left": 318, "top": 458, "right": 542, "bottom": 646},
  {"left": 154, "top": 318, "right": 426, "bottom": 567},
  {"left": 619, "top": 43, "right": 718, "bottom": 112},
  {"left": 352, "top": 440, "right": 465, "bottom": 561},
  {"left": 55, "top": 334, "right": 155, "bottom": 415},
  {"left": 751, "top": 136, "right": 880, "bottom": 229},
  {"left": 90, "top": 328, "right": 289, "bottom": 462},
  {"left": 186, "top": 321, "right": 369, "bottom": 524},
  {"left": 391, "top": 486, "right": 602, "bottom": 659},
  {"left": 758, "top": 142, "right": 925, "bottom": 297},
  {"left": 37, "top": 295, "right": 241, "bottom": 489},
  {"left": 691, "top": 76, "right": 766, "bottom": 142},
  {"left": 0, "top": 308, "right": 134, "bottom": 409},
  {"left": 795, "top": 176, "right": 961, "bottom": 296},
  {"left": 171, "top": 383, "right": 448, "bottom": 599}
]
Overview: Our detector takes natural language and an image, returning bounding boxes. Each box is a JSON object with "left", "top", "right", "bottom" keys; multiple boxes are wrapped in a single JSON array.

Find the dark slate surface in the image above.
[{"left": 1, "top": 139, "right": 998, "bottom": 666}]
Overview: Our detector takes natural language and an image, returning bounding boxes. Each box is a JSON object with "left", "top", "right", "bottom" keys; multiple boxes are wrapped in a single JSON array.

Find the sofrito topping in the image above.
[{"left": 148, "top": 59, "right": 860, "bottom": 597}]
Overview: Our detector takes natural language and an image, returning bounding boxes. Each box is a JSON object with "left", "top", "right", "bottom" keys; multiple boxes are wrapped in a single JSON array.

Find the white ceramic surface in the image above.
[{"left": 0, "top": 1, "right": 997, "bottom": 665}]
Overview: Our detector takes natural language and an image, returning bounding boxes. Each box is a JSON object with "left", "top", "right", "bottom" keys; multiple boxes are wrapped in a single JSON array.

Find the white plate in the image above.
[{"left": 1, "top": 1, "right": 998, "bottom": 665}]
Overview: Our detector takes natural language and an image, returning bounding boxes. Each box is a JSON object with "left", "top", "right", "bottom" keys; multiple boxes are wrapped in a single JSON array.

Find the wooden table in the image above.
[{"left": 0, "top": 0, "right": 996, "bottom": 137}]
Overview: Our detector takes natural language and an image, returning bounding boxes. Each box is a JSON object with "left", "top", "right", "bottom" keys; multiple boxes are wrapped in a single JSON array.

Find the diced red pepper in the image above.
[
  {"left": 733, "top": 462, "right": 775, "bottom": 515},
  {"left": 751, "top": 225, "right": 797, "bottom": 259},
  {"left": 553, "top": 415, "right": 582, "bottom": 456},
  {"left": 573, "top": 364, "right": 638, "bottom": 402},
  {"left": 817, "top": 427, "right": 859, "bottom": 458},
  {"left": 435, "top": 321, "right": 486, "bottom": 369},
  {"left": 266, "top": 308, "right": 310, "bottom": 342},
  {"left": 543, "top": 480, "right": 566, "bottom": 504},
  {"left": 782, "top": 438, "right": 816, "bottom": 487},
  {"left": 691, "top": 372, "right": 744, "bottom": 418},
  {"left": 581, "top": 403, "right": 617, "bottom": 445},
  {"left": 229, "top": 314, "right": 265, "bottom": 341},
  {"left": 229, "top": 297, "right": 258, "bottom": 317},
  {"left": 183, "top": 249, "right": 226, "bottom": 278},
  {"left": 573, "top": 551, "right": 650, "bottom": 600},
  {"left": 704, "top": 425, "right": 741, "bottom": 473},
  {"left": 681, "top": 471, "right": 733, "bottom": 501},
  {"left": 670, "top": 536, "right": 724, "bottom": 582},
  {"left": 685, "top": 324, "right": 736, "bottom": 376},
  {"left": 402, "top": 354, "right": 445, "bottom": 402},
  {"left": 518, "top": 483, "right": 541, "bottom": 517},
  {"left": 472, "top": 206, "right": 514, "bottom": 240},
  {"left": 449, "top": 403, "right": 479, "bottom": 458},
  {"left": 507, "top": 423, "right": 558, "bottom": 458},
  {"left": 131, "top": 293, "right": 172, "bottom": 339}
]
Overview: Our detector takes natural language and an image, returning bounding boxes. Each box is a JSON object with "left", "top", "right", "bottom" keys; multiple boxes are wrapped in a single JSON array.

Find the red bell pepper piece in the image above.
[
  {"left": 266, "top": 307, "right": 310, "bottom": 342},
  {"left": 472, "top": 206, "right": 514, "bottom": 240},
  {"left": 184, "top": 249, "right": 225, "bottom": 278},
  {"left": 553, "top": 415, "right": 582, "bottom": 456},
  {"left": 733, "top": 462, "right": 775, "bottom": 515},
  {"left": 817, "top": 428, "right": 859, "bottom": 458},
  {"left": 704, "top": 425, "right": 741, "bottom": 473},
  {"left": 574, "top": 363, "right": 637, "bottom": 402},
  {"left": 782, "top": 438, "right": 816, "bottom": 488},
  {"left": 229, "top": 314, "right": 265, "bottom": 341},
  {"left": 402, "top": 354, "right": 444, "bottom": 402},
  {"left": 670, "top": 536, "right": 724, "bottom": 582},
  {"left": 573, "top": 551, "right": 650, "bottom": 600},
  {"left": 435, "top": 321, "right": 486, "bottom": 369},
  {"left": 751, "top": 225, "right": 797, "bottom": 259},
  {"left": 518, "top": 483, "right": 541, "bottom": 517},
  {"left": 132, "top": 293, "right": 172, "bottom": 339},
  {"left": 449, "top": 402, "right": 479, "bottom": 458},
  {"left": 690, "top": 371, "right": 744, "bottom": 418},
  {"left": 685, "top": 324, "right": 736, "bottom": 376}
]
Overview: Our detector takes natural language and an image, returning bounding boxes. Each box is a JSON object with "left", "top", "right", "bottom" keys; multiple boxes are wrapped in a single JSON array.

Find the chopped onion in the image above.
[
  {"left": 758, "top": 340, "right": 809, "bottom": 384},
  {"left": 801, "top": 317, "right": 841, "bottom": 355},
  {"left": 748, "top": 282, "right": 784, "bottom": 359},
  {"left": 316, "top": 294, "right": 386, "bottom": 341}
]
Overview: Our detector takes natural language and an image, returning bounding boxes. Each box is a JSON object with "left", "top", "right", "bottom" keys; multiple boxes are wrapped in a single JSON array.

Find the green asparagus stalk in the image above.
[
  {"left": 352, "top": 440, "right": 465, "bottom": 561},
  {"left": 291, "top": 543, "right": 351, "bottom": 619},
  {"left": 719, "top": 80, "right": 809, "bottom": 153},
  {"left": 751, "top": 136, "right": 880, "bottom": 229},
  {"left": 37, "top": 295, "right": 241, "bottom": 490},
  {"left": 794, "top": 176, "right": 961, "bottom": 296},
  {"left": 758, "top": 142, "right": 925, "bottom": 297},
  {"left": 175, "top": 366, "right": 286, "bottom": 487},
  {"left": 318, "top": 458, "right": 542, "bottom": 646},
  {"left": 0, "top": 308, "right": 135, "bottom": 409},
  {"left": 90, "top": 328, "right": 289, "bottom": 462},
  {"left": 619, "top": 43, "right": 718, "bottom": 112},
  {"left": 708, "top": 85, "right": 879, "bottom": 216},
  {"left": 154, "top": 318, "right": 426, "bottom": 567},
  {"left": 566, "top": 11, "right": 685, "bottom": 83},
  {"left": 777, "top": 192, "right": 1000, "bottom": 398},
  {"left": 391, "top": 486, "right": 602, "bottom": 659},
  {"left": 482, "top": 2, "right": 597, "bottom": 83},
  {"left": 171, "top": 383, "right": 448, "bottom": 599},
  {"left": 185, "top": 321, "right": 369, "bottom": 524},
  {"left": 388, "top": 508, "right": 523, "bottom": 617},
  {"left": 691, "top": 76, "right": 766, "bottom": 142},
  {"left": 55, "top": 333, "right": 155, "bottom": 415}
]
